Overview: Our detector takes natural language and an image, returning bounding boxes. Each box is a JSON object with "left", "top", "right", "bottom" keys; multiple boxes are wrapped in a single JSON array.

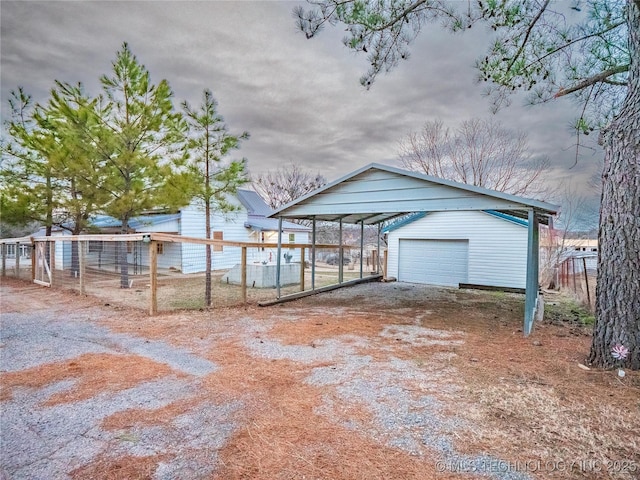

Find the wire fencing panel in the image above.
[
  {"left": 1, "top": 239, "right": 33, "bottom": 281},
  {"left": 2, "top": 234, "right": 381, "bottom": 313},
  {"left": 559, "top": 255, "right": 597, "bottom": 311}
]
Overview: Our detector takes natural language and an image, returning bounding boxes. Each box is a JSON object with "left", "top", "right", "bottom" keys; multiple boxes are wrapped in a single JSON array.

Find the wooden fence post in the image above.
[
  {"left": 149, "top": 240, "right": 158, "bottom": 315},
  {"left": 16, "top": 242, "right": 21, "bottom": 278},
  {"left": 31, "top": 240, "right": 36, "bottom": 281},
  {"left": 49, "top": 241, "right": 55, "bottom": 286},
  {"left": 241, "top": 246, "right": 247, "bottom": 303},
  {"left": 582, "top": 257, "right": 591, "bottom": 306},
  {"left": 1, "top": 243, "right": 6, "bottom": 277},
  {"left": 300, "top": 247, "right": 305, "bottom": 292},
  {"left": 79, "top": 240, "right": 86, "bottom": 294}
]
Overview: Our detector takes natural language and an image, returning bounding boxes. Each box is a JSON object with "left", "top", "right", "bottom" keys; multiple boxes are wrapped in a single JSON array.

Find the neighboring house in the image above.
[
  {"left": 384, "top": 210, "right": 529, "bottom": 290},
  {"left": 61, "top": 190, "right": 309, "bottom": 274}
]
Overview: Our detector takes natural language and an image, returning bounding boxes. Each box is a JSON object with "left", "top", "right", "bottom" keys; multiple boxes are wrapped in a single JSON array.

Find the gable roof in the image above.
[
  {"left": 237, "top": 189, "right": 310, "bottom": 232},
  {"left": 270, "top": 163, "right": 558, "bottom": 225},
  {"left": 237, "top": 189, "right": 273, "bottom": 216},
  {"left": 91, "top": 213, "right": 180, "bottom": 230}
]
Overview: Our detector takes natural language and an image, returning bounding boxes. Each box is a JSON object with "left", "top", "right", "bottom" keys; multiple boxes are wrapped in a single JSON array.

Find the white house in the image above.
[
  {"left": 84, "top": 190, "right": 310, "bottom": 274},
  {"left": 384, "top": 210, "right": 529, "bottom": 290}
]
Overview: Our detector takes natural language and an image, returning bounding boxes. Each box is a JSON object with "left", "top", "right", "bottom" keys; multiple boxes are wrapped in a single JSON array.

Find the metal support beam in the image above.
[
  {"left": 338, "top": 218, "right": 343, "bottom": 283},
  {"left": 377, "top": 223, "right": 381, "bottom": 274},
  {"left": 359, "top": 220, "right": 364, "bottom": 279},
  {"left": 276, "top": 217, "right": 283, "bottom": 298},
  {"left": 524, "top": 210, "right": 540, "bottom": 335},
  {"left": 311, "top": 217, "right": 316, "bottom": 290}
]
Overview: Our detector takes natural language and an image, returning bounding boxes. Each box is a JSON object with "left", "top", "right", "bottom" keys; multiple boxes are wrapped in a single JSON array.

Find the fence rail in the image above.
[{"left": 1, "top": 233, "right": 383, "bottom": 314}]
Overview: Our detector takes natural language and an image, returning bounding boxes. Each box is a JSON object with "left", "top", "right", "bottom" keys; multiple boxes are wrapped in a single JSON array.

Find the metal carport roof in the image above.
[
  {"left": 267, "top": 163, "right": 559, "bottom": 336},
  {"left": 269, "top": 163, "right": 558, "bottom": 225}
]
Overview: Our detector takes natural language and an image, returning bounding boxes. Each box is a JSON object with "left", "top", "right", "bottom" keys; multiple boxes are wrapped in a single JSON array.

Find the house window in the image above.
[
  {"left": 157, "top": 242, "right": 164, "bottom": 255},
  {"left": 127, "top": 242, "right": 134, "bottom": 254},
  {"left": 289, "top": 233, "right": 295, "bottom": 242},
  {"left": 213, "top": 231, "right": 223, "bottom": 252},
  {"left": 5, "top": 244, "right": 16, "bottom": 257},
  {"left": 88, "top": 241, "right": 103, "bottom": 253}
]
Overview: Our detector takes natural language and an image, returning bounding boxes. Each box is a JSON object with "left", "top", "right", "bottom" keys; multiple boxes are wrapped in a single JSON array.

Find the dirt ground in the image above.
[{"left": 1, "top": 277, "right": 638, "bottom": 480}]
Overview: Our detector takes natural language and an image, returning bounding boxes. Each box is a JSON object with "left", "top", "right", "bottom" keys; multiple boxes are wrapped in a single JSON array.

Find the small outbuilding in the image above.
[
  {"left": 269, "top": 163, "right": 558, "bottom": 335},
  {"left": 383, "top": 210, "right": 529, "bottom": 290}
]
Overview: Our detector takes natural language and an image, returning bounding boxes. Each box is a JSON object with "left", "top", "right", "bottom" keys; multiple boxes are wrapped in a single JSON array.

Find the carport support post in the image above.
[
  {"left": 359, "top": 220, "right": 364, "bottom": 279},
  {"left": 524, "top": 210, "right": 540, "bottom": 336},
  {"left": 377, "top": 223, "right": 381, "bottom": 275},
  {"left": 338, "top": 218, "right": 344, "bottom": 284},
  {"left": 149, "top": 240, "right": 158, "bottom": 315},
  {"left": 276, "top": 217, "right": 283, "bottom": 298},
  {"left": 1, "top": 243, "right": 6, "bottom": 277},
  {"left": 311, "top": 217, "right": 316, "bottom": 290}
]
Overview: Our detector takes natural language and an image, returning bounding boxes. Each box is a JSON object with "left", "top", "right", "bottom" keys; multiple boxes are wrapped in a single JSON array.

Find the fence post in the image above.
[
  {"left": 1, "top": 243, "right": 6, "bottom": 277},
  {"left": 582, "top": 257, "right": 591, "bottom": 306},
  {"left": 300, "top": 247, "right": 305, "bottom": 292},
  {"left": 49, "top": 241, "right": 55, "bottom": 286},
  {"left": 241, "top": 246, "right": 247, "bottom": 303},
  {"left": 572, "top": 257, "right": 577, "bottom": 292},
  {"left": 16, "top": 242, "right": 21, "bottom": 277},
  {"left": 79, "top": 241, "right": 86, "bottom": 294},
  {"left": 31, "top": 239, "right": 36, "bottom": 281},
  {"left": 149, "top": 240, "right": 158, "bottom": 315}
]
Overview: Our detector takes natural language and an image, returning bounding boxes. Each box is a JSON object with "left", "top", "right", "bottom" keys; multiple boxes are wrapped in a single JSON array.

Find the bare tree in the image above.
[
  {"left": 252, "top": 162, "right": 326, "bottom": 210},
  {"left": 398, "top": 118, "right": 551, "bottom": 197}
]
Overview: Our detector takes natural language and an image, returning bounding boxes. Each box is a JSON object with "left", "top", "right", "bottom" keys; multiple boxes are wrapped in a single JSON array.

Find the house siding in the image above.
[
  {"left": 180, "top": 203, "right": 250, "bottom": 274},
  {"left": 387, "top": 210, "right": 528, "bottom": 289}
]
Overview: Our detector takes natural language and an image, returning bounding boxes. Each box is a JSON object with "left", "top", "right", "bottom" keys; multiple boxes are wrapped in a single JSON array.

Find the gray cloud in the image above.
[{"left": 1, "top": 0, "right": 602, "bottom": 210}]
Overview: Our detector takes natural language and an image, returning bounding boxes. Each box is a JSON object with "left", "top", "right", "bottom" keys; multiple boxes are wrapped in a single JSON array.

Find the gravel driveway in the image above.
[{"left": 1, "top": 280, "right": 530, "bottom": 479}]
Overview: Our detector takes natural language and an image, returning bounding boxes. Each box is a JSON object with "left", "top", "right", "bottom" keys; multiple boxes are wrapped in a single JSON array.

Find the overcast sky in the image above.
[{"left": 1, "top": 0, "right": 603, "bottom": 223}]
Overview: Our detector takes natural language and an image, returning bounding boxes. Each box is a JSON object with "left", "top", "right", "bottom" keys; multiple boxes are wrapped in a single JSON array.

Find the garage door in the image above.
[{"left": 398, "top": 239, "right": 468, "bottom": 287}]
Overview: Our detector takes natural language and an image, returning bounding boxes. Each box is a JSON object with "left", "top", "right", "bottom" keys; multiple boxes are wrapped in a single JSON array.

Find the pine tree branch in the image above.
[
  {"left": 505, "top": 0, "right": 550, "bottom": 74},
  {"left": 554, "top": 64, "right": 629, "bottom": 98},
  {"left": 524, "top": 20, "right": 625, "bottom": 70}
]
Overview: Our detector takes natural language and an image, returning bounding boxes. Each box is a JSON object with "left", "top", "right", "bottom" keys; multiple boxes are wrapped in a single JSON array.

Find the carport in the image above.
[{"left": 268, "top": 163, "right": 558, "bottom": 335}]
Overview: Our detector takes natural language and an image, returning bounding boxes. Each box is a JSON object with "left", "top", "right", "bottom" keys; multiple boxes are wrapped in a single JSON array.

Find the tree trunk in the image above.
[{"left": 588, "top": 0, "right": 640, "bottom": 370}]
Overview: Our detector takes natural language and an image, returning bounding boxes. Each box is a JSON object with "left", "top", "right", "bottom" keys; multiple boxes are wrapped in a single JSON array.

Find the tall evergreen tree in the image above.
[
  {"left": 95, "top": 43, "right": 193, "bottom": 288},
  {"left": 183, "top": 89, "right": 249, "bottom": 306}
]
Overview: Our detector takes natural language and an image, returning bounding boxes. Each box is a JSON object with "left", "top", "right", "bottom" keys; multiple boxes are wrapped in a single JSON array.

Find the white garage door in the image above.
[{"left": 398, "top": 239, "right": 469, "bottom": 287}]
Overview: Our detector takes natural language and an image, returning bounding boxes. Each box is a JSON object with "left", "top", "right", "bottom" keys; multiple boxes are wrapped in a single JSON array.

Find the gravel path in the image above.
[{"left": 2, "top": 281, "right": 531, "bottom": 479}]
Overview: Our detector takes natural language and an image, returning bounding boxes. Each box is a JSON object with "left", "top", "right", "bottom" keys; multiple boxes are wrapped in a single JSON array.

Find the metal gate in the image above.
[{"left": 34, "top": 241, "right": 52, "bottom": 287}]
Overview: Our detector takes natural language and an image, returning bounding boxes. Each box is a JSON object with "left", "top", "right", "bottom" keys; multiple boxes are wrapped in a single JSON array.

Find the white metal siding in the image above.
[
  {"left": 178, "top": 203, "right": 310, "bottom": 274},
  {"left": 398, "top": 239, "right": 468, "bottom": 286},
  {"left": 387, "top": 211, "right": 528, "bottom": 289},
  {"left": 180, "top": 203, "right": 249, "bottom": 273}
]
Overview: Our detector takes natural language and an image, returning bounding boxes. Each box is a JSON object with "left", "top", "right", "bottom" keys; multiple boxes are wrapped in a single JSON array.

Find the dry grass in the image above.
[
  {"left": 70, "top": 454, "right": 164, "bottom": 480},
  {"left": 1, "top": 353, "right": 178, "bottom": 405}
]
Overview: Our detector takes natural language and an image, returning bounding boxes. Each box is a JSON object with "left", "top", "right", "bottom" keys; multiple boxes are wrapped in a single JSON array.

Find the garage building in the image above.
[{"left": 384, "top": 210, "right": 528, "bottom": 290}]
